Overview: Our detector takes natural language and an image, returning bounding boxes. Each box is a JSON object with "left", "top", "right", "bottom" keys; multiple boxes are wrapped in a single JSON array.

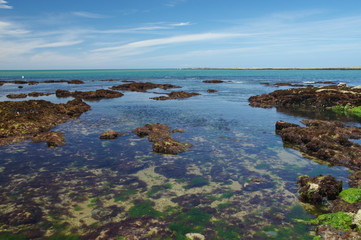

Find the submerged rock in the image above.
[
  {"left": 99, "top": 130, "right": 125, "bottom": 139},
  {"left": 276, "top": 120, "right": 361, "bottom": 169},
  {"left": 348, "top": 171, "right": 361, "bottom": 188},
  {"left": 297, "top": 175, "right": 342, "bottom": 204},
  {"left": 151, "top": 91, "right": 200, "bottom": 100},
  {"left": 6, "top": 93, "right": 27, "bottom": 99},
  {"left": 56, "top": 89, "right": 123, "bottom": 100},
  {"left": 0, "top": 204, "right": 43, "bottom": 226},
  {"left": 32, "top": 131, "right": 66, "bottom": 147},
  {"left": 133, "top": 123, "right": 192, "bottom": 154},
  {"left": 0, "top": 99, "right": 90, "bottom": 146},
  {"left": 110, "top": 81, "right": 181, "bottom": 92},
  {"left": 202, "top": 80, "right": 224, "bottom": 83}
]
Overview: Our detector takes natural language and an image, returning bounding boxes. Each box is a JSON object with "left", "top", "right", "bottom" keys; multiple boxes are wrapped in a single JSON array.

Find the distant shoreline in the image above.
[{"left": 186, "top": 67, "right": 361, "bottom": 70}]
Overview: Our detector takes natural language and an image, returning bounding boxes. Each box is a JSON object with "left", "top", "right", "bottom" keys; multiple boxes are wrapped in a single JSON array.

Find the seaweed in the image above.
[
  {"left": 310, "top": 212, "right": 353, "bottom": 230},
  {"left": 128, "top": 201, "right": 162, "bottom": 218},
  {"left": 339, "top": 188, "right": 361, "bottom": 204}
]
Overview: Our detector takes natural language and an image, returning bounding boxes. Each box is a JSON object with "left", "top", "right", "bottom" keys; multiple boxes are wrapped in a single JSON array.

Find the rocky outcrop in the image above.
[
  {"left": 275, "top": 120, "right": 361, "bottom": 170},
  {"left": 55, "top": 89, "right": 123, "bottom": 100},
  {"left": 202, "top": 80, "right": 224, "bottom": 83},
  {"left": 0, "top": 99, "right": 90, "bottom": 146},
  {"left": 32, "top": 131, "right": 66, "bottom": 147},
  {"left": 110, "top": 82, "right": 181, "bottom": 92},
  {"left": 249, "top": 85, "right": 361, "bottom": 109},
  {"left": 151, "top": 91, "right": 200, "bottom": 100},
  {"left": 133, "top": 123, "right": 192, "bottom": 154}
]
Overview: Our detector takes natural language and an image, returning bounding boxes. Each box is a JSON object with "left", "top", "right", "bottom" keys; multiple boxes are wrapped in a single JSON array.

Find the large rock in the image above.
[
  {"left": 151, "top": 91, "right": 200, "bottom": 100},
  {"left": 276, "top": 120, "right": 361, "bottom": 169},
  {"left": 297, "top": 175, "right": 342, "bottom": 204},
  {"left": 0, "top": 99, "right": 90, "bottom": 146},
  {"left": 56, "top": 89, "right": 123, "bottom": 100},
  {"left": 110, "top": 82, "right": 181, "bottom": 92}
]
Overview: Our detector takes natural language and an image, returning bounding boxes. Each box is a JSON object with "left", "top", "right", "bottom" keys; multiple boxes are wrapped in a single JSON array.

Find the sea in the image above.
[{"left": 0, "top": 69, "right": 361, "bottom": 239}]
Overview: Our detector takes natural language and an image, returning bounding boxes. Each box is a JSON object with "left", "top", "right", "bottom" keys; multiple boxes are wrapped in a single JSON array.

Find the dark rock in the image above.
[
  {"left": 276, "top": 120, "right": 361, "bottom": 169},
  {"left": 297, "top": 175, "right": 342, "bottom": 204},
  {"left": 32, "top": 131, "right": 66, "bottom": 147},
  {"left": 249, "top": 84, "right": 361, "bottom": 110},
  {"left": 207, "top": 89, "right": 218, "bottom": 93},
  {"left": 348, "top": 171, "right": 361, "bottom": 188},
  {"left": 202, "top": 80, "right": 224, "bottom": 83},
  {"left": 99, "top": 130, "right": 125, "bottom": 139},
  {"left": 151, "top": 91, "right": 200, "bottom": 100},
  {"left": 6, "top": 93, "right": 27, "bottom": 99},
  {"left": 68, "top": 80, "right": 84, "bottom": 84},
  {"left": 110, "top": 81, "right": 181, "bottom": 92},
  {"left": 28, "top": 92, "right": 54, "bottom": 97},
  {"left": 316, "top": 225, "right": 361, "bottom": 240},
  {"left": 133, "top": 123, "right": 192, "bottom": 154},
  {"left": 0, "top": 99, "right": 90, "bottom": 146},
  {"left": 56, "top": 89, "right": 124, "bottom": 100}
]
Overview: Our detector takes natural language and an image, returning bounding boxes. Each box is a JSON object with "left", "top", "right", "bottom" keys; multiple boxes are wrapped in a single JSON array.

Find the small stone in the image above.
[{"left": 185, "top": 233, "right": 205, "bottom": 240}]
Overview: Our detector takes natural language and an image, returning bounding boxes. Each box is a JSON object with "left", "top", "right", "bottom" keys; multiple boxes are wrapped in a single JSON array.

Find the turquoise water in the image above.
[{"left": 0, "top": 69, "right": 360, "bottom": 239}]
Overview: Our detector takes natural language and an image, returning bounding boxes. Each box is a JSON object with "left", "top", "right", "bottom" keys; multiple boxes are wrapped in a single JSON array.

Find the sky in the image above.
[{"left": 1, "top": 0, "right": 361, "bottom": 69}]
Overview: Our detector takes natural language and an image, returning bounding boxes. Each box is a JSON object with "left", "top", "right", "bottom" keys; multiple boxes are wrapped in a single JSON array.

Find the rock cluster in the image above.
[
  {"left": 110, "top": 82, "right": 181, "bottom": 92},
  {"left": 133, "top": 123, "right": 191, "bottom": 154},
  {"left": 151, "top": 91, "right": 200, "bottom": 100},
  {"left": 275, "top": 120, "right": 361, "bottom": 170},
  {"left": 56, "top": 89, "right": 123, "bottom": 100}
]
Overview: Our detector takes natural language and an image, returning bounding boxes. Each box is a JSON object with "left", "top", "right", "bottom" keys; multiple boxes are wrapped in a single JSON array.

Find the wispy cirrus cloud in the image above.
[
  {"left": 0, "top": 0, "right": 12, "bottom": 9},
  {"left": 92, "top": 32, "right": 242, "bottom": 52},
  {"left": 72, "top": 11, "right": 107, "bottom": 19}
]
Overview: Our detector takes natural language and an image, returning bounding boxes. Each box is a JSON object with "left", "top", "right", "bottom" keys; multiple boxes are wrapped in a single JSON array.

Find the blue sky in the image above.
[{"left": 1, "top": 0, "right": 361, "bottom": 69}]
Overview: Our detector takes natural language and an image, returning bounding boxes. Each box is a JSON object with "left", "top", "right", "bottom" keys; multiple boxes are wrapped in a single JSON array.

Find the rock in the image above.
[
  {"left": 110, "top": 81, "right": 181, "bottom": 92},
  {"left": 338, "top": 83, "right": 347, "bottom": 87},
  {"left": 32, "top": 131, "right": 66, "bottom": 147},
  {"left": 56, "top": 89, "right": 124, "bottom": 100},
  {"left": 151, "top": 91, "right": 200, "bottom": 100},
  {"left": 6, "top": 93, "right": 27, "bottom": 99},
  {"left": 0, "top": 99, "right": 90, "bottom": 146},
  {"left": 249, "top": 84, "right": 361, "bottom": 110},
  {"left": 133, "top": 123, "right": 191, "bottom": 154},
  {"left": 276, "top": 120, "right": 361, "bottom": 169},
  {"left": 99, "top": 130, "right": 125, "bottom": 139},
  {"left": 68, "top": 80, "right": 84, "bottom": 84},
  {"left": 207, "top": 89, "right": 218, "bottom": 93},
  {"left": 297, "top": 175, "right": 342, "bottom": 204},
  {"left": 202, "top": 80, "right": 224, "bottom": 83},
  {"left": 28, "top": 92, "right": 54, "bottom": 97},
  {"left": 348, "top": 171, "right": 361, "bottom": 188},
  {"left": 185, "top": 233, "right": 205, "bottom": 240}
]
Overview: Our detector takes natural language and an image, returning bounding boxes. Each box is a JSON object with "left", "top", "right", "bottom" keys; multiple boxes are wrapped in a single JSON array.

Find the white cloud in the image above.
[
  {"left": 0, "top": 0, "right": 12, "bottom": 9},
  {"left": 72, "top": 11, "right": 106, "bottom": 19},
  {"left": 92, "top": 32, "right": 242, "bottom": 52},
  {"left": 0, "top": 21, "right": 29, "bottom": 36}
]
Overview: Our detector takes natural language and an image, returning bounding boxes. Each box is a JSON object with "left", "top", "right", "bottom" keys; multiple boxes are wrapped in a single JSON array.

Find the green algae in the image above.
[
  {"left": 0, "top": 233, "right": 26, "bottom": 240},
  {"left": 168, "top": 208, "right": 211, "bottom": 240},
  {"left": 311, "top": 212, "right": 353, "bottom": 230},
  {"left": 114, "top": 189, "right": 137, "bottom": 202},
  {"left": 255, "top": 223, "right": 313, "bottom": 240},
  {"left": 48, "top": 234, "right": 80, "bottom": 240},
  {"left": 186, "top": 177, "right": 209, "bottom": 188},
  {"left": 147, "top": 183, "right": 172, "bottom": 198},
  {"left": 339, "top": 188, "right": 361, "bottom": 204},
  {"left": 331, "top": 104, "right": 361, "bottom": 117},
  {"left": 214, "top": 220, "right": 242, "bottom": 240},
  {"left": 128, "top": 201, "right": 162, "bottom": 218}
]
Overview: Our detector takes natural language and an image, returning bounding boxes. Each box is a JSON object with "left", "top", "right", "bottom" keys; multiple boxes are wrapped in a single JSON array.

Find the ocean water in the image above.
[{"left": 0, "top": 69, "right": 361, "bottom": 239}]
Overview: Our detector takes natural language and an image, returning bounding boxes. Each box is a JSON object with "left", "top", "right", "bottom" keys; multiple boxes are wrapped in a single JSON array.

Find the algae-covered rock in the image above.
[
  {"left": 297, "top": 175, "right": 342, "bottom": 204},
  {"left": 56, "top": 89, "right": 123, "bottom": 100},
  {"left": 276, "top": 120, "right": 361, "bottom": 170},
  {"left": 339, "top": 188, "right": 361, "bottom": 204},
  {"left": 0, "top": 99, "right": 90, "bottom": 146},
  {"left": 110, "top": 81, "right": 181, "bottom": 92},
  {"left": 151, "top": 91, "right": 200, "bottom": 100},
  {"left": 133, "top": 123, "right": 192, "bottom": 154},
  {"left": 99, "top": 130, "right": 125, "bottom": 139},
  {"left": 249, "top": 84, "right": 361, "bottom": 110},
  {"left": 32, "top": 131, "right": 66, "bottom": 147}
]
